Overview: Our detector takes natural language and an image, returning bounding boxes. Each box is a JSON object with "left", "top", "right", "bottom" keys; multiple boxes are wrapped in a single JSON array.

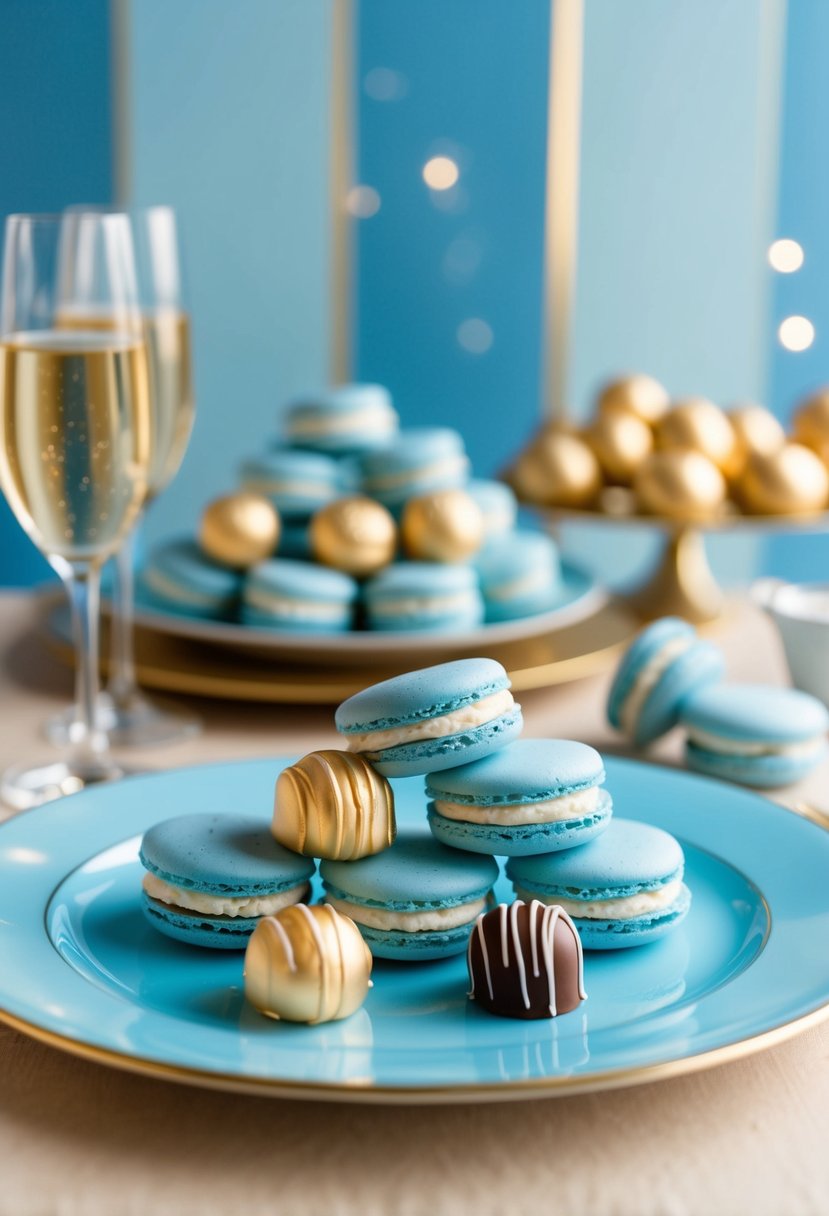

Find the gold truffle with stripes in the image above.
[
  {"left": 244, "top": 904, "right": 373, "bottom": 1024},
  {"left": 273, "top": 750, "right": 396, "bottom": 860}
]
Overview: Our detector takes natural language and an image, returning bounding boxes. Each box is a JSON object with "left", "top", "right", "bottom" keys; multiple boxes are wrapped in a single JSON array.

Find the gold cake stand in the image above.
[{"left": 541, "top": 506, "right": 829, "bottom": 625}]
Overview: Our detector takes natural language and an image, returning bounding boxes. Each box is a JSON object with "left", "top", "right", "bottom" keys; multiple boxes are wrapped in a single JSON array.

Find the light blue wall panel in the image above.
[{"left": 127, "top": 0, "right": 333, "bottom": 545}]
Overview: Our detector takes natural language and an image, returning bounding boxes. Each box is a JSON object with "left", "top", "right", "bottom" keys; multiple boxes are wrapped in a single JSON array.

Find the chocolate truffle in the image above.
[{"left": 467, "top": 900, "right": 586, "bottom": 1019}]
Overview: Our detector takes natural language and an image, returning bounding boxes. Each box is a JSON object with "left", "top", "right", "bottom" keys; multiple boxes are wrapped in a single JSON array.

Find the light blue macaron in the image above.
[
  {"left": 425, "top": 738, "right": 612, "bottom": 857},
  {"left": 475, "top": 530, "right": 562, "bottom": 622},
  {"left": 607, "top": 617, "right": 725, "bottom": 747},
  {"left": 466, "top": 479, "right": 518, "bottom": 538},
  {"left": 358, "top": 427, "right": 470, "bottom": 510},
  {"left": 680, "top": 683, "right": 829, "bottom": 787},
  {"left": 139, "top": 814, "right": 315, "bottom": 950},
  {"left": 242, "top": 558, "right": 359, "bottom": 632},
  {"left": 284, "top": 383, "right": 399, "bottom": 454},
  {"left": 507, "top": 818, "right": 691, "bottom": 950},
  {"left": 138, "top": 538, "right": 241, "bottom": 620},
  {"left": 362, "top": 562, "right": 484, "bottom": 632},
  {"left": 320, "top": 830, "right": 499, "bottom": 960},
  {"left": 335, "top": 657, "right": 523, "bottom": 777},
  {"left": 239, "top": 448, "right": 345, "bottom": 520}
]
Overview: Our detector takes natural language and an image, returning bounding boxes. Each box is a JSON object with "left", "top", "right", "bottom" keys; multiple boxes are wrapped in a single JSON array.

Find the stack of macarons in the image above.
[
  {"left": 607, "top": 616, "right": 829, "bottom": 787},
  {"left": 140, "top": 380, "right": 565, "bottom": 632}
]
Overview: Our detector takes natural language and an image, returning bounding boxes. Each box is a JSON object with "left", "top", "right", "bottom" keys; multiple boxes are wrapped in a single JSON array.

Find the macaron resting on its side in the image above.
[
  {"left": 362, "top": 562, "right": 484, "bottom": 632},
  {"left": 239, "top": 448, "right": 346, "bottom": 520},
  {"left": 680, "top": 683, "right": 829, "bottom": 787},
  {"left": 320, "top": 831, "right": 499, "bottom": 960},
  {"left": 335, "top": 657, "right": 523, "bottom": 777},
  {"left": 475, "top": 530, "right": 562, "bottom": 623},
  {"left": 426, "top": 739, "right": 612, "bottom": 856},
  {"left": 507, "top": 818, "right": 691, "bottom": 949},
  {"left": 607, "top": 617, "right": 725, "bottom": 746},
  {"left": 139, "top": 814, "right": 315, "bottom": 949},
  {"left": 284, "top": 383, "right": 399, "bottom": 454},
  {"left": 138, "top": 538, "right": 241, "bottom": 620},
  {"left": 241, "top": 558, "right": 358, "bottom": 632},
  {"left": 359, "top": 427, "right": 470, "bottom": 510}
]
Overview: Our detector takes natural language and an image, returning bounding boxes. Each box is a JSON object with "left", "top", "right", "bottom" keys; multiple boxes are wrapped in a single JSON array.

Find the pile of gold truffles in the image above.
[{"left": 508, "top": 374, "right": 829, "bottom": 521}]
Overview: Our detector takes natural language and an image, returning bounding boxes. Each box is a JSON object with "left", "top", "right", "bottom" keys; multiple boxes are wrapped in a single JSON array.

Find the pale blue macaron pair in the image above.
[
  {"left": 139, "top": 538, "right": 241, "bottom": 620},
  {"left": 426, "top": 738, "right": 612, "bottom": 857},
  {"left": 335, "top": 657, "right": 523, "bottom": 777},
  {"left": 358, "top": 427, "right": 470, "bottom": 510},
  {"left": 242, "top": 558, "right": 359, "bottom": 632},
  {"left": 320, "top": 831, "right": 499, "bottom": 960},
  {"left": 140, "top": 814, "right": 315, "bottom": 949},
  {"left": 507, "top": 818, "right": 691, "bottom": 950},
  {"left": 466, "top": 479, "right": 518, "bottom": 538},
  {"left": 238, "top": 448, "right": 347, "bottom": 520},
  {"left": 284, "top": 383, "right": 399, "bottom": 454},
  {"left": 361, "top": 562, "right": 484, "bottom": 632},
  {"left": 681, "top": 684, "right": 829, "bottom": 788},
  {"left": 475, "top": 530, "right": 562, "bottom": 623},
  {"left": 607, "top": 617, "right": 725, "bottom": 746}
]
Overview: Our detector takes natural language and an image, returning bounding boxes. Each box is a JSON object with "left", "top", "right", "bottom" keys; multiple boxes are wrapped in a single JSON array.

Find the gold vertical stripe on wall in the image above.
[
  {"left": 542, "top": 0, "right": 584, "bottom": 424},
  {"left": 330, "top": 0, "right": 354, "bottom": 384},
  {"left": 110, "top": 0, "right": 133, "bottom": 207}
]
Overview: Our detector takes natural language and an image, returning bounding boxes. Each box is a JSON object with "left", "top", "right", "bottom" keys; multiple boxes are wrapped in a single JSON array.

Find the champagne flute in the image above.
[
  {"left": 49, "top": 206, "right": 199, "bottom": 747},
  {"left": 0, "top": 212, "right": 151, "bottom": 809}
]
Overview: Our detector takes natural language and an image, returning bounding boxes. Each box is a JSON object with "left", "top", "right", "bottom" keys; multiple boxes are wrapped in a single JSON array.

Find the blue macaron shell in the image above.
[
  {"left": 426, "top": 788, "right": 612, "bottom": 856},
  {"left": 139, "top": 813, "right": 315, "bottom": 896},
  {"left": 362, "top": 562, "right": 484, "bottom": 632},
  {"left": 475, "top": 530, "right": 562, "bottom": 622},
  {"left": 571, "top": 884, "right": 692, "bottom": 950},
  {"left": 239, "top": 449, "right": 344, "bottom": 519},
  {"left": 241, "top": 558, "right": 358, "bottom": 631},
  {"left": 285, "top": 383, "right": 398, "bottom": 453},
  {"left": 138, "top": 538, "right": 241, "bottom": 619},
  {"left": 466, "top": 479, "right": 518, "bottom": 537},
  {"left": 140, "top": 894, "right": 265, "bottom": 950},
  {"left": 684, "top": 741, "right": 828, "bottom": 788},
  {"left": 367, "top": 707, "right": 524, "bottom": 778},
  {"left": 425, "top": 738, "right": 605, "bottom": 804},
  {"left": 336, "top": 657, "right": 511, "bottom": 733},
  {"left": 353, "top": 922, "right": 479, "bottom": 962},
  {"left": 608, "top": 618, "right": 694, "bottom": 727},
  {"left": 359, "top": 427, "right": 470, "bottom": 508},
  {"left": 680, "top": 683, "right": 829, "bottom": 743}
]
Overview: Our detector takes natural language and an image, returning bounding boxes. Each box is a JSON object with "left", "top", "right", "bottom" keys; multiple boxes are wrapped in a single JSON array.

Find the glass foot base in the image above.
[
  {"left": 45, "top": 691, "right": 202, "bottom": 750},
  {"left": 1, "top": 757, "right": 125, "bottom": 812}
]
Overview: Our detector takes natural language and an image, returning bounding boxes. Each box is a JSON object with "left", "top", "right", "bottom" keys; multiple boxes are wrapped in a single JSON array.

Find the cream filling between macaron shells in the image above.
[
  {"left": 343, "top": 688, "right": 517, "bottom": 754},
  {"left": 687, "top": 727, "right": 826, "bottom": 759},
  {"left": 244, "top": 586, "right": 350, "bottom": 621},
  {"left": 433, "top": 785, "right": 601, "bottom": 826},
  {"left": 143, "top": 873, "right": 310, "bottom": 919},
  {"left": 513, "top": 880, "right": 683, "bottom": 921},
  {"left": 286, "top": 404, "right": 398, "bottom": 437},
  {"left": 325, "top": 895, "right": 487, "bottom": 933}
]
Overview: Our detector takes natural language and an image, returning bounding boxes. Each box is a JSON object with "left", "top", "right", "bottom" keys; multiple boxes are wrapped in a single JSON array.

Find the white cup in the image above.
[{"left": 752, "top": 579, "right": 829, "bottom": 707}]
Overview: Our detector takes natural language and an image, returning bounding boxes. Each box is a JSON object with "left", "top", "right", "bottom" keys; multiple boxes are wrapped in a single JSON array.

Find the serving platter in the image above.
[{"left": 1, "top": 756, "right": 827, "bottom": 1103}]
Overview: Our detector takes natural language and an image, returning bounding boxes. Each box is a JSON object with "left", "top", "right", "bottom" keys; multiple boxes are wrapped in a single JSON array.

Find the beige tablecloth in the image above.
[{"left": 0, "top": 591, "right": 827, "bottom": 1216}]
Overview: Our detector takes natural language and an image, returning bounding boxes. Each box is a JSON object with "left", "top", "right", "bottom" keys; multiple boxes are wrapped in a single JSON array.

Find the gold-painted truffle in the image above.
[
  {"left": 596, "top": 374, "right": 670, "bottom": 426},
  {"left": 274, "top": 750, "right": 396, "bottom": 860},
  {"left": 737, "top": 443, "right": 829, "bottom": 515},
  {"left": 655, "top": 398, "right": 739, "bottom": 476},
  {"left": 310, "top": 496, "right": 397, "bottom": 576},
  {"left": 508, "top": 429, "right": 602, "bottom": 508},
  {"left": 401, "top": 488, "right": 484, "bottom": 562},
  {"left": 634, "top": 449, "right": 727, "bottom": 521},
  {"left": 199, "top": 492, "right": 280, "bottom": 568},
  {"left": 585, "top": 410, "right": 654, "bottom": 485},
  {"left": 728, "top": 403, "right": 785, "bottom": 476},
  {"left": 792, "top": 389, "right": 829, "bottom": 464},
  {"left": 244, "top": 904, "right": 372, "bottom": 1025}
]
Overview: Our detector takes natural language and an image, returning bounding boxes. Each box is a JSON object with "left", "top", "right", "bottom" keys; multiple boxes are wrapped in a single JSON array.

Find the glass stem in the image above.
[
  {"left": 109, "top": 526, "right": 139, "bottom": 706},
  {"left": 64, "top": 563, "right": 109, "bottom": 763}
]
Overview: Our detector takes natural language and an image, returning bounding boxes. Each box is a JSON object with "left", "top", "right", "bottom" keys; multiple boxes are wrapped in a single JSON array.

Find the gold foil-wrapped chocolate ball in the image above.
[
  {"left": 634, "top": 449, "right": 727, "bottom": 521},
  {"left": 596, "top": 373, "right": 670, "bottom": 426},
  {"left": 792, "top": 389, "right": 829, "bottom": 464},
  {"left": 738, "top": 443, "right": 829, "bottom": 515},
  {"left": 728, "top": 403, "right": 785, "bottom": 476},
  {"left": 199, "top": 492, "right": 280, "bottom": 568},
  {"left": 244, "top": 904, "right": 372, "bottom": 1025},
  {"left": 401, "top": 488, "right": 484, "bottom": 562},
  {"left": 655, "top": 398, "right": 739, "bottom": 476},
  {"left": 508, "top": 429, "right": 602, "bottom": 508},
  {"left": 310, "top": 496, "right": 397, "bottom": 576},
  {"left": 274, "top": 750, "right": 396, "bottom": 860},
  {"left": 585, "top": 410, "right": 653, "bottom": 485}
]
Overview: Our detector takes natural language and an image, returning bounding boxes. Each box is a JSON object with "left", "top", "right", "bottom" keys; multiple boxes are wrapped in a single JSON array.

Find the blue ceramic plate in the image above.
[
  {"left": 129, "top": 559, "right": 604, "bottom": 662},
  {"left": 0, "top": 756, "right": 827, "bottom": 1104}
]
